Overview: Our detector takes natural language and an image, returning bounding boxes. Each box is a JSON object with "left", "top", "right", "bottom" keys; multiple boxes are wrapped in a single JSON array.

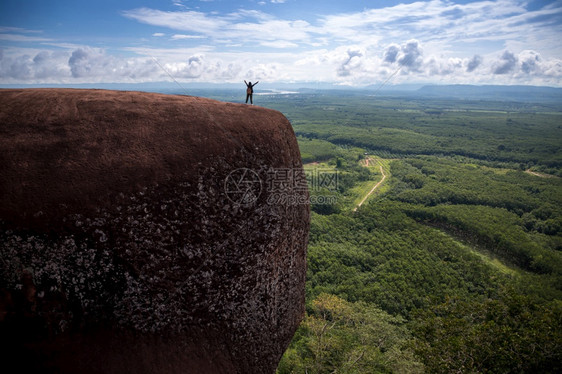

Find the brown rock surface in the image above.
[{"left": 0, "top": 89, "right": 309, "bottom": 373}]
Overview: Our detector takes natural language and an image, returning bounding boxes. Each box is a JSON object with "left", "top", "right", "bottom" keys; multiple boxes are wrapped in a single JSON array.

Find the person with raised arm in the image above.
[{"left": 244, "top": 80, "right": 259, "bottom": 104}]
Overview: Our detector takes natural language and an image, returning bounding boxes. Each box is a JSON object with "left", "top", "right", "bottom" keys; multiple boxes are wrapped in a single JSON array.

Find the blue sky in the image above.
[{"left": 1, "top": 0, "right": 562, "bottom": 86}]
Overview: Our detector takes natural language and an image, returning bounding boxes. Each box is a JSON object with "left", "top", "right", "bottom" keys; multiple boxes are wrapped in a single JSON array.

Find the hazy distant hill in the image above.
[
  {"left": 417, "top": 84, "right": 562, "bottom": 103},
  {"left": 3, "top": 82, "right": 562, "bottom": 104}
]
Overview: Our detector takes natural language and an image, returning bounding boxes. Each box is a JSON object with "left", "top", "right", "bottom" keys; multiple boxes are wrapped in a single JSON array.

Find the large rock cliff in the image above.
[{"left": 0, "top": 89, "right": 309, "bottom": 373}]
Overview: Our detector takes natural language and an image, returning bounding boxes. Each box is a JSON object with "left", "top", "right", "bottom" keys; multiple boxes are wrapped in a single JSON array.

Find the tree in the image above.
[
  {"left": 278, "top": 294, "right": 424, "bottom": 374},
  {"left": 411, "top": 290, "right": 562, "bottom": 373}
]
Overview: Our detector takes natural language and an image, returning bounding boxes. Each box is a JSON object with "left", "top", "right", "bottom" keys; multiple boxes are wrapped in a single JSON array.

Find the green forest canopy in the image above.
[{"left": 259, "top": 93, "right": 562, "bottom": 373}]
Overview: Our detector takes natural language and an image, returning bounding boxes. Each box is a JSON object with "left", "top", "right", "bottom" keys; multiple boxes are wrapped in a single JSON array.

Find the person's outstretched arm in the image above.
[
  {"left": 254, "top": 81, "right": 259, "bottom": 86},
  {"left": 244, "top": 80, "right": 248, "bottom": 86}
]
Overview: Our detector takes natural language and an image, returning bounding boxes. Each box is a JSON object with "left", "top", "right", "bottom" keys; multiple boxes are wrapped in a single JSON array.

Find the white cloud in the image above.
[
  {"left": 426, "top": 57, "right": 464, "bottom": 76},
  {"left": 466, "top": 55, "right": 483, "bottom": 73},
  {"left": 317, "top": 0, "right": 561, "bottom": 59},
  {"left": 122, "top": 7, "right": 320, "bottom": 48},
  {"left": 383, "top": 44, "right": 400, "bottom": 64},
  {"left": 337, "top": 48, "right": 365, "bottom": 77},
  {"left": 260, "top": 40, "right": 298, "bottom": 48},
  {"left": 0, "top": 47, "right": 162, "bottom": 83},
  {"left": 492, "top": 50, "right": 518, "bottom": 75},
  {"left": 0, "top": 27, "right": 51, "bottom": 43},
  {"left": 0, "top": 48, "right": 70, "bottom": 81},
  {"left": 519, "top": 50, "right": 541, "bottom": 74},
  {"left": 67, "top": 47, "right": 160, "bottom": 81},
  {"left": 32, "top": 50, "right": 70, "bottom": 79},
  {"left": 172, "top": 1, "right": 186, "bottom": 8},
  {"left": 0, "top": 33, "right": 52, "bottom": 42},
  {"left": 120, "top": 1, "right": 562, "bottom": 59},
  {"left": 164, "top": 55, "right": 206, "bottom": 78},
  {"left": 2, "top": 1, "right": 562, "bottom": 86},
  {"left": 397, "top": 40, "right": 423, "bottom": 71},
  {"left": 1, "top": 41, "right": 561, "bottom": 86},
  {"left": 171, "top": 34, "right": 206, "bottom": 40},
  {"left": 122, "top": 8, "right": 227, "bottom": 35}
]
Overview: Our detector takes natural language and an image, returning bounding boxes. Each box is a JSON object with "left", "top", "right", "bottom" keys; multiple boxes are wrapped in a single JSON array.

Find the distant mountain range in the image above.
[
  {"left": 2, "top": 82, "right": 561, "bottom": 103},
  {"left": 414, "top": 84, "right": 562, "bottom": 103}
]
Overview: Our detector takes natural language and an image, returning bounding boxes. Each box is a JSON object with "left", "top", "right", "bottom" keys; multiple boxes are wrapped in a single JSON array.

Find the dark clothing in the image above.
[{"left": 244, "top": 80, "right": 258, "bottom": 104}]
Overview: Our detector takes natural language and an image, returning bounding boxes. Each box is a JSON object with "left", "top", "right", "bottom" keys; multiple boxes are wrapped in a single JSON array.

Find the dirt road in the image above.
[{"left": 353, "top": 160, "right": 387, "bottom": 212}]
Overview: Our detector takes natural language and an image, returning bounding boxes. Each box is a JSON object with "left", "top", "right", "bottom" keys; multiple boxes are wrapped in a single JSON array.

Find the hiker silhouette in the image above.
[{"left": 244, "top": 80, "right": 259, "bottom": 104}]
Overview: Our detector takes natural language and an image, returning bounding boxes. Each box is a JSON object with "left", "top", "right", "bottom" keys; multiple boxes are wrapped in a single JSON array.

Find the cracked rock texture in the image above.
[{"left": 0, "top": 89, "right": 309, "bottom": 373}]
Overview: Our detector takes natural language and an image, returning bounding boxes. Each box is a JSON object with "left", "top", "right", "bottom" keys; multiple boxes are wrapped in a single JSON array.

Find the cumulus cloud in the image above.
[
  {"left": 508, "top": 50, "right": 562, "bottom": 84},
  {"left": 427, "top": 57, "right": 463, "bottom": 76},
  {"left": 292, "top": 39, "right": 562, "bottom": 86},
  {"left": 0, "top": 45, "right": 294, "bottom": 84},
  {"left": 0, "top": 54, "right": 32, "bottom": 79},
  {"left": 4, "top": 0, "right": 561, "bottom": 86},
  {"left": 383, "top": 44, "right": 400, "bottom": 63},
  {"left": 68, "top": 49, "right": 91, "bottom": 78},
  {"left": 245, "top": 63, "right": 283, "bottom": 81},
  {"left": 215, "top": 62, "right": 243, "bottom": 80},
  {"left": 0, "top": 47, "right": 168, "bottom": 83},
  {"left": 382, "top": 40, "right": 423, "bottom": 71},
  {"left": 24, "top": 1, "right": 545, "bottom": 85},
  {"left": 398, "top": 40, "right": 423, "bottom": 70},
  {"left": 519, "top": 50, "right": 541, "bottom": 74},
  {"left": 1, "top": 34, "right": 561, "bottom": 87},
  {"left": 492, "top": 50, "right": 518, "bottom": 75},
  {"left": 33, "top": 51, "right": 69, "bottom": 79},
  {"left": 541, "top": 59, "right": 562, "bottom": 78},
  {"left": 337, "top": 49, "right": 364, "bottom": 77},
  {"left": 466, "top": 55, "right": 483, "bottom": 72},
  {"left": 0, "top": 50, "right": 69, "bottom": 81},
  {"left": 166, "top": 55, "right": 205, "bottom": 78},
  {"left": 68, "top": 48, "right": 119, "bottom": 78}
]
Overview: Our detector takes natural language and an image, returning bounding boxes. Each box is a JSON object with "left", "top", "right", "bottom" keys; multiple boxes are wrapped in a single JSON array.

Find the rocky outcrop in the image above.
[{"left": 0, "top": 89, "right": 309, "bottom": 373}]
